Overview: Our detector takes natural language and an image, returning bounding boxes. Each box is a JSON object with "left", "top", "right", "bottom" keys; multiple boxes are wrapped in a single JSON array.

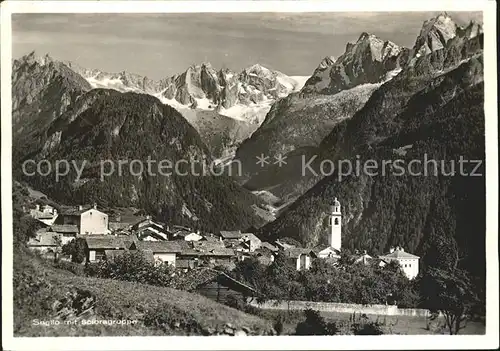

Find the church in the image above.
[{"left": 315, "top": 198, "right": 342, "bottom": 259}]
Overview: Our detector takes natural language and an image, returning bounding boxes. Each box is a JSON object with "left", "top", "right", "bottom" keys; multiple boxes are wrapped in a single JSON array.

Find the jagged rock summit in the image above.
[
  {"left": 408, "top": 12, "right": 483, "bottom": 66},
  {"left": 301, "top": 32, "right": 409, "bottom": 95},
  {"left": 65, "top": 60, "right": 306, "bottom": 111}
]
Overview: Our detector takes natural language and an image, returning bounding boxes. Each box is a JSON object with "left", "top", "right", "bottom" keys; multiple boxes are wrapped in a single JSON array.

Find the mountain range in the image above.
[
  {"left": 12, "top": 13, "right": 485, "bottom": 280},
  {"left": 254, "top": 13, "right": 485, "bottom": 282}
]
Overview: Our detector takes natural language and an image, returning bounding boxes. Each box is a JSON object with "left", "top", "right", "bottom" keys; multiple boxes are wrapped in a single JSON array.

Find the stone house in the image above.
[
  {"left": 85, "top": 236, "right": 133, "bottom": 262},
  {"left": 56, "top": 204, "right": 109, "bottom": 235},
  {"left": 379, "top": 247, "right": 420, "bottom": 279},
  {"left": 283, "top": 248, "right": 317, "bottom": 271},
  {"left": 132, "top": 241, "right": 186, "bottom": 267}
]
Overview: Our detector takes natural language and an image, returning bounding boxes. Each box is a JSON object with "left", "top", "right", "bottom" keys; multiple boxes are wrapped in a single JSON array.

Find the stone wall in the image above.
[{"left": 248, "top": 299, "right": 432, "bottom": 317}]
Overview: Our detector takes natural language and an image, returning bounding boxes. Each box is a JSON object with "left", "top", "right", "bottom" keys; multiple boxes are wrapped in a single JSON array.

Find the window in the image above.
[
  {"left": 95, "top": 250, "right": 105, "bottom": 261},
  {"left": 334, "top": 218, "right": 339, "bottom": 225}
]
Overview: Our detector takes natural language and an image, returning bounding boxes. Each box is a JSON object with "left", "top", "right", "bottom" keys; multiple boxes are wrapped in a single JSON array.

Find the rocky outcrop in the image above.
[
  {"left": 200, "top": 322, "right": 276, "bottom": 336},
  {"left": 52, "top": 288, "right": 97, "bottom": 321},
  {"left": 407, "top": 12, "right": 483, "bottom": 67},
  {"left": 301, "top": 33, "right": 409, "bottom": 95},
  {"left": 12, "top": 52, "right": 92, "bottom": 161}
]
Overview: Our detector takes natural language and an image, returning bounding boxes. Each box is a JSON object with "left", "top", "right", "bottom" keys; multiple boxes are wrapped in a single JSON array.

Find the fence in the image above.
[{"left": 247, "top": 299, "right": 432, "bottom": 317}]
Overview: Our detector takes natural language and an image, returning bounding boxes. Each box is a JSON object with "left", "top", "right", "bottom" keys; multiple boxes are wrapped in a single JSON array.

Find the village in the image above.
[{"left": 26, "top": 198, "right": 420, "bottom": 283}]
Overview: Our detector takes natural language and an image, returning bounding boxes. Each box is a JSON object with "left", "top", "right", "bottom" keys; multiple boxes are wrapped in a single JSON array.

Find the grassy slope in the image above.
[
  {"left": 260, "top": 310, "right": 485, "bottom": 335},
  {"left": 14, "top": 257, "right": 272, "bottom": 336}
]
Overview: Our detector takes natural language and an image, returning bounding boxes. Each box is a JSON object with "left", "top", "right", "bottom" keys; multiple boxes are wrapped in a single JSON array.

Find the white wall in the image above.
[
  {"left": 80, "top": 210, "right": 108, "bottom": 234},
  {"left": 398, "top": 258, "right": 419, "bottom": 279},
  {"left": 296, "top": 254, "right": 312, "bottom": 271},
  {"left": 153, "top": 252, "right": 176, "bottom": 267},
  {"left": 330, "top": 214, "right": 342, "bottom": 251},
  {"left": 61, "top": 234, "right": 76, "bottom": 245}
]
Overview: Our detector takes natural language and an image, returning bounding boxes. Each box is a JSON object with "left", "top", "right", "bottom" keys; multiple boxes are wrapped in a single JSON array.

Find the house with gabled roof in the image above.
[
  {"left": 27, "top": 232, "right": 63, "bottom": 256},
  {"left": 283, "top": 247, "right": 317, "bottom": 271},
  {"left": 313, "top": 244, "right": 341, "bottom": 260},
  {"left": 131, "top": 216, "right": 171, "bottom": 241},
  {"left": 131, "top": 241, "right": 188, "bottom": 267},
  {"left": 379, "top": 247, "right": 420, "bottom": 279},
  {"left": 252, "top": 247, "right": 276, "bottom": 266},
  {"left": 49, "top": 224, "right": 79, "bottom": 245},
  {"left": 29, "top": 204, "right": 58, "bottom": 225},
  {"left": 260, "top": 241, "right": 278, "bottom": 252},
  {"left": 219, "top": 230, "right": 243, "bottom": 240},
  {"left": 353, "top": 251, "right": 373, "bottom": 265},
  {"left": 241, "top": 233, "right": 262, "bottom": 252},
  {"left": 169, "top": 268, "right": 259, "bottom": 304},
  {"left": 84, "top": 235, "right": 134, "bottom": 262},
  {"left": 56, "top": 204, "right": 109, "bottom": 235},
  {"left": 179, "top": 241, "right": 236, "bottom": 268}
]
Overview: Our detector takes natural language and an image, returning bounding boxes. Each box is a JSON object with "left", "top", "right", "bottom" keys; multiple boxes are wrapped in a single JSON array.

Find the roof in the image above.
[
  {"left": 275, "top": 240, "right": 296, "bottom": 249},
  {"left": 133, "top": 218, "right": 167, "bottom": 230},
  {"left": 260, "top": 241, "right": 278, "bottom": 252},
  {"left": 50, "top": 224, "right": 79, "bottom": 234},
  {"left": 135, "top": 241, "right": 184, "bottom": 253},
  {"left": 313, "top": 245, "right": 341, "bottom": 255},
  {"left": 169, "top": 268, "right": 257, "bottom": 295},
  {"left": 59, "top": 206, "right": 88, "bottom": 216},
  {"left": 283, "top": 247, "right": 317, "bottom": 259},
  {"left": 60, "top": 205, "right": 100, "bottom": 216},
  {"left": 109, "top": 222, "right": 133, "bottom": 232},
  {"left": 333, "top": 197, "right": 341, "bottom": 206},
  {"left": 137, "top": 227, "right": 170, "bottom": 240},
  {"left": 219, "top": 230, "right": 242, "bottom": 239},
  {"left": 172, "top": 229, "right": 191, "bottom": 237},
  {"left": 223, "top": 238, "right": 245, "bottom": 248},
  {"left": 241, "top": 233, "right": 261, "bottom": 243},
  {"left": 27, "top": 232, "right": 62, "bottom": 247},
  {"left": 171, "top": 225, "right": 192, "bottom": 231},
  {"left": 85, "top": 236, "right": 132, "bottom": 250},
  {"left": 203, "top": 235, "right": 220, "bottom": 242},
  {"left": 192, "top": 240, "right": 225, "bottom": 250},
  {"left": 176, "top": 259, "right": 196, "bottom": 269},
  {"left": 31, "top": 210, "right": 57, "bottom": 219},
  {"left": 180, "top": 246, "right": 236, "bottom": 257},
  {"left": 254, "top": 247, "right": 276, "bottom": 256},
  {"left": 380, "top": 249, "right": 420, "bottom": 259},
  {"left": 104, "top": 249, "right": 126, "bottom": 260}
]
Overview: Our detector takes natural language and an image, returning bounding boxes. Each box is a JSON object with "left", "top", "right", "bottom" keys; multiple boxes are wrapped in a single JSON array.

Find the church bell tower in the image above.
[{"left": 329, "top": 197, "right": 342, "bottom": 251}]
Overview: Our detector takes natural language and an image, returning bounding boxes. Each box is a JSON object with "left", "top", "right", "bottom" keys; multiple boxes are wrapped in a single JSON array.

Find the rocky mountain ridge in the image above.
[
  {"left": 233, "top": 12, "right": 483, "bottom": 204},
  {"left": 65, "top": 60, "right": 307, "bottom": 115},
  {"left": 12, "top": 52, "right": 92, "bottom": 161},
  {"left": 20, "top": 89, "right": 267, "bottom": 232},
  {"left": 258, "top": 13, "right": 485, "bottom": 283},
  {"left": 13, "top": 53, "right": 308, "bottom": 159}
]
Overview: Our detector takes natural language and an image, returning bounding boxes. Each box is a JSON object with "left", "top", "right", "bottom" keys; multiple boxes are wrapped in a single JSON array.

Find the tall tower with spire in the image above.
[{"left": 329, "top": 197, "right": 342, "bottom": 251}]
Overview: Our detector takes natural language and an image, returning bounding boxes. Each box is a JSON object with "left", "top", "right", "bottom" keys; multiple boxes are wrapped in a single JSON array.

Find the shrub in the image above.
[
  {"left": 13, "top": 263, "right": 57, "bottom": 333},
  {"left": 295, "top": 309, "right": 339, "bottom": 335},
  {"left": 53, "top": 260, "right": 85, "bottom": 276},
  {"left": 143, "top": 303, "right": 201, "bottom": 334},
  {"left": 84, "top": 251, "right": 174, "bottom": 287},
  {"left": 225, "top": 294, "right": 245, "bottom": 310},
  {"left": 351, "top": 321, "right": 384, "bottom": 335},
  {"left": 62, "top": 238, "right": 87, "bottom": 263},
  {"left": 274, "top": 316, "right": 284, "bottom": 336}
]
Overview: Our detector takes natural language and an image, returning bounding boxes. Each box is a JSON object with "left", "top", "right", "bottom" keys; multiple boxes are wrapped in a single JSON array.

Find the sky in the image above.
[{"left": 12, "top": 12, "right": 482, "bottom": 79}]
